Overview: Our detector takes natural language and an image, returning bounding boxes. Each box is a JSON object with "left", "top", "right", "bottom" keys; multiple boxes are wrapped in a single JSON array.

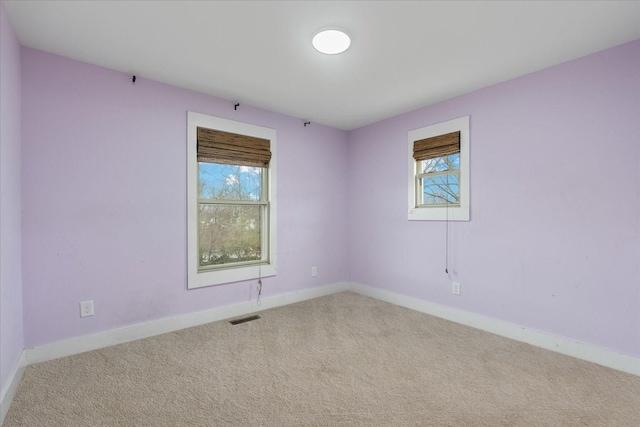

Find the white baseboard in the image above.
[
  {"left": 26, "top": 281, "right": 350, "bottom": 365},
  {"left": 0, "top": 350, "right": 27, "bottom": 425},
  {"left": 349, "top": 282, "right": 640, "bottom": 377},
  {"left": 22, "top": 280, "right": 640, "bottom": 378}
]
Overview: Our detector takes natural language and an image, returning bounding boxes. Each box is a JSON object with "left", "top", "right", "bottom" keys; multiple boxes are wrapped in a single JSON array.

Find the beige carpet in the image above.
[{"left": 4, "top": 292, "right": 640, "bottom": 426}]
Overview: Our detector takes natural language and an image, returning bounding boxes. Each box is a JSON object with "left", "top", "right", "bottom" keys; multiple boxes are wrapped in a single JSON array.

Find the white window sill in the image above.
[
  {"left": 408, "top": 206, "right": 469, "bottom": 221},
  {"left": 189, "top": 263, "right": 276, "bottom": 289}
]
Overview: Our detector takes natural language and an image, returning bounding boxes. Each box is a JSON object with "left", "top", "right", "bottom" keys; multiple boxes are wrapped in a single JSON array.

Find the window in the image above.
[
  {"left": 408, "top": 116, "right": 469, "bottom": 221},
  {"left": 187, "top": 112, "right": 277, "bottom": 289}
]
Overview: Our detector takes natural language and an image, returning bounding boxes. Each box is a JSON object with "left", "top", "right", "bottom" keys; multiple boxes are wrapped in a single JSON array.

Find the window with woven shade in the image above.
[
  {"left": 187, "top": 112, "right": 277, "bottom": 289},
  {"left": 413, "top": 131, "right": 461, "bottom": 206},
  {"left": 408, "top": 116, "right": 470, "bottom": 221}
]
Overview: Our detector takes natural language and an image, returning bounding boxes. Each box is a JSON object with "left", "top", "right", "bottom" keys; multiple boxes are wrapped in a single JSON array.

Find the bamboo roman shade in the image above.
[
  {"left": 413, "top": 131, "right": 460, "bottom": 161},
  {"left": 197, "top": 127, "right": 271, "bottom": 167}
]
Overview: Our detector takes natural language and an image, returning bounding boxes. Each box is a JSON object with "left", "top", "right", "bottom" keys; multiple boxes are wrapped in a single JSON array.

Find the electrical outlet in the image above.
[
  {"left": 311, "top": 266, "right": 317, "bottom": 277},
  {"left": 452, "top": 282, "right": 461, "bottom": 296},
  {"left": 80, "top": 300, "right": 94, "bottom": 317}
]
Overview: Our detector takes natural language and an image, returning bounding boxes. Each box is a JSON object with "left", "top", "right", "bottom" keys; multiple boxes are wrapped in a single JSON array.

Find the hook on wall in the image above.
[
  {"left": 234, "top": 103, "right": 240, "bottom": 111},
  {"left": 132, "top": 75, "right": 136, "bottom": 85},
  {"left": 304, "top": 121, "right": 311, "bottom": 127}
]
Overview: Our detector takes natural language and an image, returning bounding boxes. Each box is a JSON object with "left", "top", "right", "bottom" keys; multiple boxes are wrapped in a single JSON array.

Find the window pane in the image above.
[
  {"left": 198, "top": 205, "right": 262, "bottom": 267},
  {"left": 421, "top": 153, "right": 459, "bottom": 174},
  {"left": 199, "top": 162, "right": 263, "bottom": 201},
  {"left": 421, "top": 174, "right": 459, "bottom": 205}
]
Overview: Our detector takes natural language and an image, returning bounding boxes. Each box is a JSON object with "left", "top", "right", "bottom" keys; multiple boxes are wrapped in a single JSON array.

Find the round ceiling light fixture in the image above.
[{"left": 312, "top": 29, "right": 351, "bottom": 55}]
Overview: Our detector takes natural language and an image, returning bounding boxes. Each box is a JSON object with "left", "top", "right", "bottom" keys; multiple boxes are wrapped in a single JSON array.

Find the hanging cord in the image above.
[
  {"left": 257, "top": 250, "right": 262, "bottom": 307},
  {"left": 257, "top": 277, "right": 262, "bottom": 307},
  {"left": 256, "top": 207, "right": 263, "bottom": 307},
  {"left": 445, "top": 173, "right": 451, "bottom": 279},
  {"left": 445, "top": 210, "right": 449, "bottom": 275}
]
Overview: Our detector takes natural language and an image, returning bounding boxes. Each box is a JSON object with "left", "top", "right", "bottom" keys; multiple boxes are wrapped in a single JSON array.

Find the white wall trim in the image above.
[
  {"left": 0, "top": 350, "right": 27, "bottom": 425},
  {"left": 186, "top": 111, "right": 278, "bottom": 289},
  {"left": 21, "top": 281, "right": 640, "bottom": 378},
  {"left": 25, "top": 282, "right": 350, "bottom": 365},
  {"left": 408, "top": 116, "right": 470, "bottom": 221},
  {"left": 349, "top": 282, "right": 640, "bottom": 377}
]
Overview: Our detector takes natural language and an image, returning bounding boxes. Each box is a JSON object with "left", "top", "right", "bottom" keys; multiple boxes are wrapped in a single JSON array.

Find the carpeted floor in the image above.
[{"left": 4, "top": 292, "right": 640, "bottom": 426}]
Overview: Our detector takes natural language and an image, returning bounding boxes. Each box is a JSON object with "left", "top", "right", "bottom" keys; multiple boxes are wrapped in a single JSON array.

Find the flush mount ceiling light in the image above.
[{"left": 312, "top": 29, "right": 351, "bottom": 55}]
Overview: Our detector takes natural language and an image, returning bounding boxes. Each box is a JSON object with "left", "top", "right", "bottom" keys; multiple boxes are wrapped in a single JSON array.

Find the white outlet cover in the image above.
[
  {"left": 452, "top": 282, "right": 461, "bottom": 296},
  {"left": 80, "top": 300, "right": 94, "bottom": 317}
]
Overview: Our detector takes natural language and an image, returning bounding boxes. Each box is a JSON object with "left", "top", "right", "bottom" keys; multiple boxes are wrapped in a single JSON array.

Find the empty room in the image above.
[{"left": 1, "top": 1, "right": 640, "bottom": 425}]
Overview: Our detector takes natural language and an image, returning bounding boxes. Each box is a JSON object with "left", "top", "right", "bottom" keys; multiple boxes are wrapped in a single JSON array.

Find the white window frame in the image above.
[
  {"left": 408, "top": 116, "right": 470, "bottom": 221},
  {"left": 187, "top": 112, "right": 277, "bottom": 289}
]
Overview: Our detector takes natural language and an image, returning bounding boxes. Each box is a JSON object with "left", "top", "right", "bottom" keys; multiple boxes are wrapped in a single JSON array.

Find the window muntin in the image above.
[{"left": 187, "top": 112, "right": 277, "bottom": 289}]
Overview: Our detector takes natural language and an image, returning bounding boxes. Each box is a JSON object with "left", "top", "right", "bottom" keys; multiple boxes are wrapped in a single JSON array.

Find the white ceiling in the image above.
[{"left": 4, "top": 1, "right": 640, "bottom": 130}]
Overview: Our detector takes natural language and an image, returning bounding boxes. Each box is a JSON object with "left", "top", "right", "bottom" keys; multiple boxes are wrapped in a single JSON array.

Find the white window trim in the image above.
[
  {"left": 187, "top": 112, "right": 277, "bottom": 289},
  {"left": 408, "top": 116, "right": 470, "bottom": 221}
]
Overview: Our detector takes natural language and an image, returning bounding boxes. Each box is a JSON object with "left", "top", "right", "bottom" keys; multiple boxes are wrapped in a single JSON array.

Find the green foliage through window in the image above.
[{"left": 198, "top": 162, "right": 267, "bottom": 269}]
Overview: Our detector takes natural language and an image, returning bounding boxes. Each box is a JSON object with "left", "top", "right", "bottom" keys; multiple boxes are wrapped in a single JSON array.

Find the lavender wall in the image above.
[
  {"left": 347, "top": 39, "right": 640, "bottom": 358},
  {"left": 0, "top": 1, "right": 24, "bottom": 393},
  {"left": 13, "top": 25, "right": 640, "bottom": 361},
  {"left": 20, "top": 48, "right": 349, "bottom": 347}
]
